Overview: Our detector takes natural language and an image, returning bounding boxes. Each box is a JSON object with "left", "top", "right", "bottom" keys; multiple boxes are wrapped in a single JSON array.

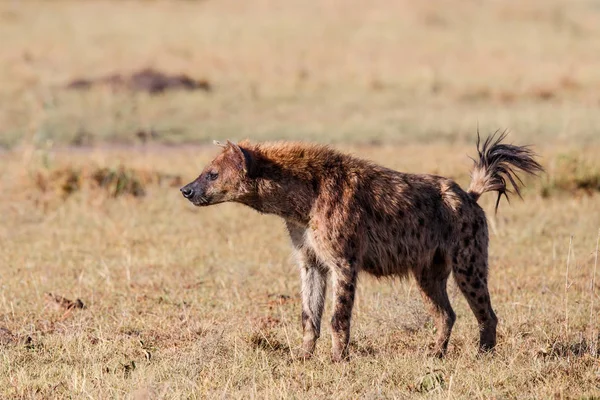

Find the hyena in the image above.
[{"left": 180, "top": 132, "right": 542, "bottom": 361}]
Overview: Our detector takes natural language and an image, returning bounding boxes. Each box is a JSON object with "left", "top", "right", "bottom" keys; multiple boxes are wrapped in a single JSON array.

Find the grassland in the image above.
[{"left": 1, "top": 0, "right": 600, "bottom": 399}]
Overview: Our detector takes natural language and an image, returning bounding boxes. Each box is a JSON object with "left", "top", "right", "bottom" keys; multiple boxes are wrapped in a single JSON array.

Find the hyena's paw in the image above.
[
  {"left": 426, "top": 344, "right": 448, "bottom": 359},
  {"left": 476, "top": 344, "right": 496, "bottom": 358},
  {"left": 331, "top": 350, "right": 351, "bottom": 363},
  {"left": 294, "top": 344, "right": 315, "bottom": 361},
  {"left": 296, "top": 350, "right": 312, "bottom": 361},
  {"left": 429, "top": 349, "right": 446, "bottom": 359}
]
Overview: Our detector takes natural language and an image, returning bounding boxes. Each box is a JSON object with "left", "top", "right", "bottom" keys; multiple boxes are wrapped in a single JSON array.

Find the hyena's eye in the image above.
[{"left": 207, "top": 171, "right": 219, "bottom": 181}]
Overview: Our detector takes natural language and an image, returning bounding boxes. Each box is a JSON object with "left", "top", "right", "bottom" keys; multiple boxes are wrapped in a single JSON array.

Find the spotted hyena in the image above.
[{"left": 180, "top": 132, "right": 542, "bottom": 361}]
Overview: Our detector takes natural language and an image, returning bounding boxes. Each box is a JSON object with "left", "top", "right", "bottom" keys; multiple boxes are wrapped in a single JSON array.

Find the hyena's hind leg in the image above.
[
  {"left": 452, "top": 246, "right": 498, "bottom": 352},
  {"left": 287, "top": 223, "right": 328, "bottom": 359},
  {"left": 415, "top": 249, "right": 456, "bottom": 358},
  {"left": 329, "top": 259, "right": 358, "bottom": 362}
]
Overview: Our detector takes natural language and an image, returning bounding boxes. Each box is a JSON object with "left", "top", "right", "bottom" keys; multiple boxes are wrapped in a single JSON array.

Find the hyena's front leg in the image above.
[
  {"left": 330, "top": 262, "right": 357, "bottom": 362},
  {"left": 299, "top": 260, "right": 328, "bottom": 358},
  {"left": 287, "top": 222, "right": 328, "bottom": 359}
]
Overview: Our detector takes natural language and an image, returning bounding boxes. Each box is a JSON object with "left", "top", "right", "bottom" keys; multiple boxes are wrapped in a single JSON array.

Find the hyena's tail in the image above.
[{"left": 467, "top": 130, "right": 543, "bottom": 212}]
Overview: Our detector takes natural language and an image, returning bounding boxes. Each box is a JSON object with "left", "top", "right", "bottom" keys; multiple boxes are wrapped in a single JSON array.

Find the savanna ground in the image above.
[{"left": 1, "top": 0, "right": 600, "bottom": 398}]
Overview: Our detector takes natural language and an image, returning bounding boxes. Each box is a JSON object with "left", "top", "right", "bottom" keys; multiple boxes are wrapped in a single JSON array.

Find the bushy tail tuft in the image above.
[{"left": 467, "top": 130, "right": 544, "bottom": 212}]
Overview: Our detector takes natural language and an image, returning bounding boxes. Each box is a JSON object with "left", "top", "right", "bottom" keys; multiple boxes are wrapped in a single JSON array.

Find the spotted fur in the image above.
[{"left": 181, "top": 134, "right": 543, "bottom": 361}]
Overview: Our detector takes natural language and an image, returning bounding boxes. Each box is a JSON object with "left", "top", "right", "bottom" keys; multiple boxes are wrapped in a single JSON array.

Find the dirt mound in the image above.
[{"left": 66, "top": 68, "right": 212, "bottom": 95}]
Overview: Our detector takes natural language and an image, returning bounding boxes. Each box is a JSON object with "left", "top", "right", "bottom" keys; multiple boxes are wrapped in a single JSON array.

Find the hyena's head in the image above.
[{"left": 180, "top": 140, "right": 254, "bottom": 206}]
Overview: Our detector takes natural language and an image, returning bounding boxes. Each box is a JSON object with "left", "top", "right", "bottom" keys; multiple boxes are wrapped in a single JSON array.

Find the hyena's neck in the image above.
[{"left": 238, "top": 172, "right": 316, "bottom": 226}]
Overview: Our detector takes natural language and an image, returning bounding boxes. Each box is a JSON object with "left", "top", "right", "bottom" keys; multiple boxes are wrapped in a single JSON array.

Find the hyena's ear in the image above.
[{"left": 226, "top": 140, "right": 253, "bottom": 175}]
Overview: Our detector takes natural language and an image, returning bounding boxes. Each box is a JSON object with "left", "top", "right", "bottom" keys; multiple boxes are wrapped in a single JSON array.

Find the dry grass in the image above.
[
  {"left": 1, "top": 0, "right": 600, "bottom": 398},
  {"left": 1, "top": 145, "right": 600, "bottom": 399}
]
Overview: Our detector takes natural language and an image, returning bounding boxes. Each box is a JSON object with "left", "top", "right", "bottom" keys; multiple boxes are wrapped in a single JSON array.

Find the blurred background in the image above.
[
  {"left": 1, "top": 1, "right": 600, "bottom": 398},
  {"left": 2, "top": 0, "right": 600, "bottom": 148}
]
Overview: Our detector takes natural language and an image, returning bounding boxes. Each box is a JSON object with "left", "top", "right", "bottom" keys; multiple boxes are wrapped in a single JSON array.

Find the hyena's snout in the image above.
[
  {"left": 180, "top": 181, "right": 210, "bottom": 206},
  {"left": 180, "top": 184, "right": 195, "bottom": 199}
]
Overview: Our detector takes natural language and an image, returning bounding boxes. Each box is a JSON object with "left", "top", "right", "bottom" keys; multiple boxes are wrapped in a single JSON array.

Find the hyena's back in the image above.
[{"left": 336, "top": 166, "right": 487, "bottom": 279}]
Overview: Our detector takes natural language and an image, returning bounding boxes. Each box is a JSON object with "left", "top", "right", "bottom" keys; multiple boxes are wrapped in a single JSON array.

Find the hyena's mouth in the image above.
[{"left": 191, "top": 195, "right": 210, "bottom": 206}]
